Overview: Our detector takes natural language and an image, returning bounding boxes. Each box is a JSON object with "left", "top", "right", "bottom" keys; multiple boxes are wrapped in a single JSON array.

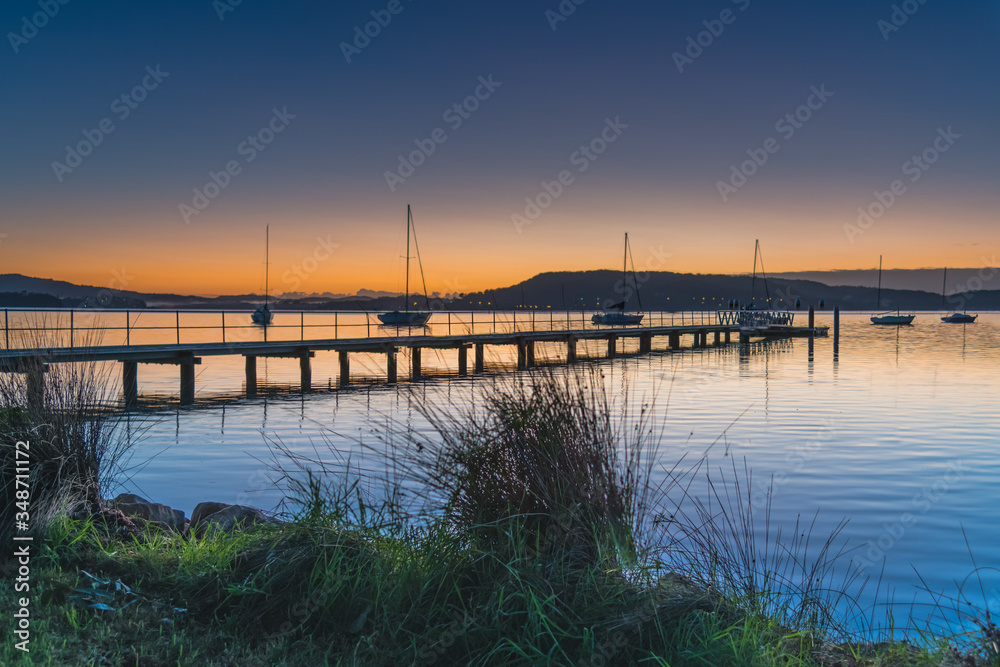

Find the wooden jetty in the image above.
[{"left": 0, "top": 309, "right": 829, "bottom": 406}]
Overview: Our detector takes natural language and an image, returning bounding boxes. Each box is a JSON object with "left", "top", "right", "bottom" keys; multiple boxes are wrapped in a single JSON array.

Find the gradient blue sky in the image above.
[{"left": 2, "top": 0, "right": 998, "bottom": 295}]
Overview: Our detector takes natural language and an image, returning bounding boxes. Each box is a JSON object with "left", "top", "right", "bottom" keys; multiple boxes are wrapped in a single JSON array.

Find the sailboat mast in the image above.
[
  {"left": 623, "top": 233, "right": 628, "bottom": 307},
  {"left": 405, "top": 205, "right": 411, "bottom": 312},
  {"left": 750, "top": 239, "right": 759, "bottom": 307},
  {"left": 876, "top": 255, "right": 883, "bottom": 310},
  {"left": 941, "top": 267, "right": 947, "bottom": 310},
  {"left": 264, "top": 225, "right": 269, "bottom": 308}
]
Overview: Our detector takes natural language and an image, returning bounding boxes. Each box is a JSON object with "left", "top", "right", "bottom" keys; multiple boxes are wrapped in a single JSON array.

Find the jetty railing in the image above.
[{"left": 0, "top": 308, "right": 723, "bottom": 350}]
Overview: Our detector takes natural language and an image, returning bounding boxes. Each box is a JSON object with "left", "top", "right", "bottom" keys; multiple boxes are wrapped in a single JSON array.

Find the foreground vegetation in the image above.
[{"left": 1, "top": 358, "right": 997, "bottom": 665}]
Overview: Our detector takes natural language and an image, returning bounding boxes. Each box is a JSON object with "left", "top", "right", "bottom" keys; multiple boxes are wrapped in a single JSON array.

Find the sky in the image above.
[{"left": 1, "top": 0, "right": 998, "bottom": 296}]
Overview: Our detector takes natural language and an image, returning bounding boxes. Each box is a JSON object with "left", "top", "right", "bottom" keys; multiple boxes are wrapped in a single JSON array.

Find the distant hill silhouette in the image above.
[{"left": 1, "top": 271, "right": 997, "bottom": 312}]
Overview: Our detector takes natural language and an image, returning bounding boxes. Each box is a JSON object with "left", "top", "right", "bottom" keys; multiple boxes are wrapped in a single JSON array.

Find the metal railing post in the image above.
[
  {"left": 70, "top": 310, "right": 74, "bottom": 348},
  {"left": 4, "top": 309, "right": 7, "bottom": 349},
  {"left": 176, "top": 310, "right": 180, "bottom": 344},
  {"left": 221, "top": 312, "right": 225, "bottom": 344},
  {"left": 126, "top": 311, "right": 130, "bottom": 346},
  {"left": 335, "top": 312, "right": 338, "bottom": 340},
  {"left": 301, "top": 311, "right": 304, "bottom": 341}
]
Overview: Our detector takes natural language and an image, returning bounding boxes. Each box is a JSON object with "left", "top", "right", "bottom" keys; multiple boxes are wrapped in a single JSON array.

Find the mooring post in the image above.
[
  {"left": 179, "top": 356, "right": 195, "bottom": 405},
  {"left": 339, "top": 350, "right": 350, "bottom": 387},
  {"left": 458, "top": 345, "right": 468, "bottom": 376},
  {"left": 808, "top": 306, "right": 815, "bottom": 334},
  {"left": 475, "top": 343, "right": 484, "bottom": 373},
  {"left": 245, "top": 355, "right": 257, "bottom": 397},
  {"left": 567, "top": 337, "right": 577, "bottom": 363},
  {"left": 299, "top": 350, "right": 312, "bottom": 393},
  {"left": 833, "top": 307, "right": 840, "bottom": 357},
  {"left": 123, "top": 361, "right": 138, "bottom": 408},
  {"left": 386, "top": 347, "right": 397, "bottom": 384},
  {"left": 412, "top": 347, "right": 422, "bottom": 379}
]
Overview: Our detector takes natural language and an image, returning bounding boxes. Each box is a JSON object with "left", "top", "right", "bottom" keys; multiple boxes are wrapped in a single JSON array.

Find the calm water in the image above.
[{"left": 15, "top": 310, "right": 1000, "bottom": 635}]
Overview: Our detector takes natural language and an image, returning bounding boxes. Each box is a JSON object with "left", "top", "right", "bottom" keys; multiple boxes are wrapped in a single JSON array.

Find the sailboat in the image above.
[
  {"left": 251, "top": 225, "right": 273, "bottom": 326},
  {"left": 940, "top": 267, "right": 977, "bottom": 323},
  {"left": 870, "top": 255, "right": 914, "bottom": 325},
  {"left": 735, "top": 239, "right": 793, "bottom": 331},
  {"left": 378, "top": 205, "right": 432, "bottom": 326},
  {"left": 592, "top": 233, "right": 644, "bottom": 326}
]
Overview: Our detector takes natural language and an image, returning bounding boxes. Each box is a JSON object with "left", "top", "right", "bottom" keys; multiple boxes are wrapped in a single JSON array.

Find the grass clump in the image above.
[{"left": 0, "top": 319, "right": 135, "bottom": 543}]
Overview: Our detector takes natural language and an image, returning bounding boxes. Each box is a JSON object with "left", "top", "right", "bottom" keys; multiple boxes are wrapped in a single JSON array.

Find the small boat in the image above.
[
  {"left": 872, "top": 312, "right": 915, "bottom": 325},
  {"left": 592, "top": 233, "right": 644, "bottom": 326},
  {"left": 251, "top": 225, "right": 274, "bottom": 326},
  {"left": 939, "top": 268, "right": 976, "bottom": 323},
  {"left": 378, "top": 205, "right": 431, "bottom": 326},
  {"left": 870, "top": 255, "right": 914, "bottom": 325}
]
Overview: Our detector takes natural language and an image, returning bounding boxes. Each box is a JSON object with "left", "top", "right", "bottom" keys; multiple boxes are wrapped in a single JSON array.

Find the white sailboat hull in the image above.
[{"left": 871, "top": 313, "right": 914, "bottom": 325}]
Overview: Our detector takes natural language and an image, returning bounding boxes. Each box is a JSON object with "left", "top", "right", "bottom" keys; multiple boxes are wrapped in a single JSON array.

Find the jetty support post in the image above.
[
  {"left": 669, "top": 332, "right": 680, "bottom": 350},
  {"left": 474, "top": 343, "right": 484, "bottom": 374},
  {"left": 412, "top": 347, "right": 422, "bottom": 379},
  {"left": 458, "top": 345, "right": 468, "bottom": 376},
  {"left": 386, "top": 346, "right": 397, "bottom": 384},
  {"left": 639, "top": 332, "right": 652, "bottom": 354},
  {"left": 299, "top": 349, "right": 312, "bottom": 393},
  {"left": 123, "top": 361, "right": 138, "bottom": 407},
  {"left": 714, "top": 330, "right": 721, "bottom": 346},
  {"left": 566, "top": 337, "right": 577, "bottom": 363},
  {"left": 833, "top": 307, "right": 840, "bottom": 358},
  {"left": 179, "top": 354, "right": 196, "bottom": 405},
  {"left": 516, "top": 339, "right": 527, "bottom": 370},
  {"left": 244, "top": 356, "right": 257, "bottom": 398},
  {"left": 725, "top": 329, "right": 731, "bottom": 343},
  {"left": 525, "top": 340, "right": 535, "bottom": 368},
  {"left": 607, "top": 335, "right": 617, "bottom": 358},
  {"left": 25, "top": 360, "right": 47, "bottom": 414},
  {"left": 339, "top": 350, "right": 350, "bottom": 387}
]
